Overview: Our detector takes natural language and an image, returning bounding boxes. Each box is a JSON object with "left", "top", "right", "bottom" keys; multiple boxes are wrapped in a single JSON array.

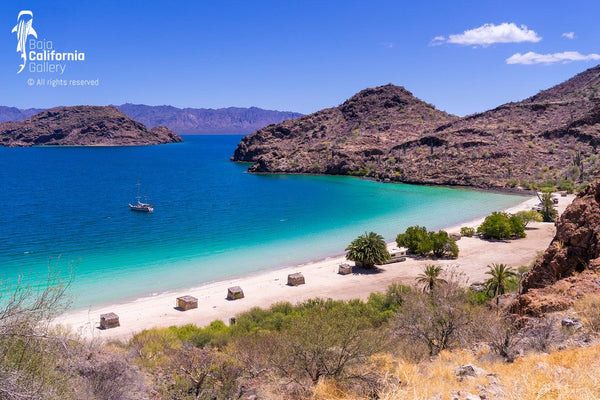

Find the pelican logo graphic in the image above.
[{"left": 12, "top": 10, "right": 38, "bottom": 74}]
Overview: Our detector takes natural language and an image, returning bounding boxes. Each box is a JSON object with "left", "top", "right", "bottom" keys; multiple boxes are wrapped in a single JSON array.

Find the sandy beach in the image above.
[{"left": 55, "top": 193, "right": 575, "bottom": 342}]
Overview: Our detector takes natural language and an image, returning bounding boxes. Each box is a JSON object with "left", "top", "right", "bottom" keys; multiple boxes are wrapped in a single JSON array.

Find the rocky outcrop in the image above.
[
  {"left": 232, "top": 64, "right": 600, "bottom": 188},
  {"left": 0, "top": 106, "right": 183, "bottom": 147},
  {"left": 510, "top": 177, "right": 600, "bottom": 316},
  {"left": 522, "top": 177, "right": 600, "bottom": 291}
]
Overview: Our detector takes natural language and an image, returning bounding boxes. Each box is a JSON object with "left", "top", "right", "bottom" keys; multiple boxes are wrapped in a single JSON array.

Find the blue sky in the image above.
[{"left": 1, "top": 0, "right": 599, "bottom": 115}]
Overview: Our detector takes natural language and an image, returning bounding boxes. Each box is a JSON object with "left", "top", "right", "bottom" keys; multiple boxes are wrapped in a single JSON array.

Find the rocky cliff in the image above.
[
  {"left": 522, "top": 178, "right": 600, "bottom": 291},
  {"left": 233, "top": 65, "right": 600, "bottom": 188},
  {"left": 0, "top": 106, "right": 182, "bottom": 147},
  {"left": 512, "top": 177, "right": 600, "bottom": 315}
]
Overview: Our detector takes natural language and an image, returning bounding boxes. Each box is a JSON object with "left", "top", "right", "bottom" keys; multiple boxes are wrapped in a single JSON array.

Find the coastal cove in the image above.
[{"left": 0, "top": 135, "right": 526, "bottom": 310}]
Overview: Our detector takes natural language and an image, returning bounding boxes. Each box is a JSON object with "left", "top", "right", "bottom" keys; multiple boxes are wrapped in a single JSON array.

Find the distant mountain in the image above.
[
  {"left": 117, "top": 104, "right": 302, "bottom": 135},
  {"left": 0, "top": 106, "right": 182, "bottom": 147},
  {"left": 0, "top": 104, "right": 302, "bottom": 135},
  {"left": 232, "top": 65, "right": 600, "bottom": 189},
  {"left": 0, "top": 106, "right": 45, "bottom": 123}
]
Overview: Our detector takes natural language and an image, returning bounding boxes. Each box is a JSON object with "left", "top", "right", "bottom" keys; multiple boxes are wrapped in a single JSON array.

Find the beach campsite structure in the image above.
[
  {"left": 287, "top": 272, "right": 305, "bottom": 286},
  {"left": 99, "top": 312, "right": 120, "bottom": 329},
  {"left": 227, "top": 286, "right": 244, "bottom": 300},
  {"left": 176, "top": 295, "right": 198, "bottom": 311},
  {"left": 338, "top": 263, "right": 353, "bottom": 275}
]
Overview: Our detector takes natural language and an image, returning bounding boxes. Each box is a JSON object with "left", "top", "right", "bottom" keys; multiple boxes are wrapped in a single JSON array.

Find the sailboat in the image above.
[{"left": 129, "top": 182, "right": 154, "bottom": 213}]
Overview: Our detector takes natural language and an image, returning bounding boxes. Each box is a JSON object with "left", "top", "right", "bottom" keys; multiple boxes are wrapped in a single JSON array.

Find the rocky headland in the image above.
[
  {"left": 233, "top": 64, "right": 600, "bottom": 189},
  {"left": 0, "top": 106, "right": 183, "bottom": 147}
]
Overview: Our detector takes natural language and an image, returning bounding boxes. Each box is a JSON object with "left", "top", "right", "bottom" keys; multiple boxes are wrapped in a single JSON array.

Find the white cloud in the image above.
[
  {"left": 380, "top": 41, "right": 396, "bottom": 48},
  {"left": 434, "top": 22, "right": 541, "bottom": 46},
  {"left": 506, "top": 51, "right": 600, "bottom": 65},
  {"left": 562, "top": 32, "right": 576, "bottom": 39}
]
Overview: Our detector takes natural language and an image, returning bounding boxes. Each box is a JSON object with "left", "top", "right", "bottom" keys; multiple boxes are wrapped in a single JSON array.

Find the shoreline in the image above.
[{"left": 55, "top": 194, "right": 572, "bottom": 342}]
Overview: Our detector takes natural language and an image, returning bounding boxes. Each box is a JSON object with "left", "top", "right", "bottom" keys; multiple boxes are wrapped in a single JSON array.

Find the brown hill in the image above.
[
  {"left": 232, "top": 65, "right": 600, "bottom": 188},
  {"left": 0, "top": 106, "right": 182, "bottom": 147},
  {"left": 232, "top": 84, "right": 457, "bottom": 176}
]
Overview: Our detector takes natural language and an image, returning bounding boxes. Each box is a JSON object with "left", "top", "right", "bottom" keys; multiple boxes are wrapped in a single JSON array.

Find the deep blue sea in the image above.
[{"left": 0, "top": 135, "right": 526, "bottom": 309}]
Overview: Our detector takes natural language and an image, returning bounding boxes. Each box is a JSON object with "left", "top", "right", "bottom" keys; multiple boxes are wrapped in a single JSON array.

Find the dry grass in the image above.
[
  {"left": 312, "top": 344, "right": 600, "bottom": 400},
  {"left": 574, "top": 295, "right": 600, "bottom": 332}
]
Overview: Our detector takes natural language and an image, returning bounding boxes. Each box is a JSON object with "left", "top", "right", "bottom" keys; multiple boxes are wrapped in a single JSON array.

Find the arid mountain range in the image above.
[
  {"left": 0, "top": 106, "right": 182, "bottom": 147},
  {"left": 0, "top": 104, "right": 302, "bottom": 135},
  {"left": 233, "top": 64, "right": 600, "bottom": 189}
]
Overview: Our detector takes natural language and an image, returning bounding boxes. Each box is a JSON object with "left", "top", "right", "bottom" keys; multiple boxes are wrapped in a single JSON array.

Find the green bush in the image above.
[
  {"left": 396, "top": 226, "right": 459, "bottom": 258},
  {"left": 514, "top": 210, "right": 543, "bottom": 227},
  {"left": 477, "top": 212, "right": 526, "bottom": 240},
  {"left": 460, "top": 226, "right": 475, "bottom": 237}
]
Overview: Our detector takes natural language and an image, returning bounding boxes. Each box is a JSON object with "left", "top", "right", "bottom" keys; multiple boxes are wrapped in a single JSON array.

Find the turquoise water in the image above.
[{"left": 0, "top": 135, "right": 525, "bottom": 309}]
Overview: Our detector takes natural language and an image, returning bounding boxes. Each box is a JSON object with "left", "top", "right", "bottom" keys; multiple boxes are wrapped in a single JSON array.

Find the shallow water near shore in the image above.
[{"left": 0, "top": 135, "right": 526, "bottom": 309}]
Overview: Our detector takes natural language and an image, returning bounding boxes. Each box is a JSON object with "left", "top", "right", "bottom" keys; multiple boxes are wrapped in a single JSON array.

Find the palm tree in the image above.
[
  {"left": 485, "top": 263, "right": 517, "bottom": 304},
  {"left": 345, "top": 232, "right": 390, "bottom": 269},
  {"left": 416, "top": 265, "right": 446, "bottom": 293}
]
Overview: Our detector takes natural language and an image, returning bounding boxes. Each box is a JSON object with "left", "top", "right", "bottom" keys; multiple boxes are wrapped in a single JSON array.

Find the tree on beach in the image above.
[
  {"left": 515, "top": 210, "right": 543, "bottom": 227},
  {"left": 396, "top": 226, "right": 459, "bottom": 259},
  {"left": 345, "top": 232, "right": 391, "bottom": 269},
  {"left": 537, "top": 189, "right": 558, "bottom": 222},
  {"left": 485, "top": 263, "right": 517, "bottom": 304},
  {"left": 416, "top": 265, "right": 446, "bottom": 293},
  {"left": 477, "top": 212, "right": 525, "bottom": 240}
]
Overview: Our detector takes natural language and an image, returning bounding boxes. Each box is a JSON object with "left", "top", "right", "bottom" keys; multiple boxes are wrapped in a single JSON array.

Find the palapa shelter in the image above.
[
  {"left": 227, "top": 286, "right": 244, "bottom": 300},
  {"left": 338, "top": 263, "right": 352, "bottom": 275},
  {"left": 287, "top": 272, "right": 305, "bottom": 286},
  {"left": 176, "top": 295, "right": 198, "bottom": 311},
  {"left": 99, "top": 312, "right": 120, "bottom": 329}
]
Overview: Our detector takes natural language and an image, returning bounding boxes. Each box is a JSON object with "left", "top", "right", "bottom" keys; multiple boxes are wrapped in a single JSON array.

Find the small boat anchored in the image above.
[{"left": 129, "top": 182, "right": 154, "bottom": 213}]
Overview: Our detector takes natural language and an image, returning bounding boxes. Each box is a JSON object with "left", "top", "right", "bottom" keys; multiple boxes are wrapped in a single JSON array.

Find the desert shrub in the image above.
[
  {"left": 256, "top": 303, "right": 387, "bottom": 385},
  {"left": 477, "top": 212, "right": 525, "bottom": 239},
  {"left": 557, "top": 179, "right": 575, "bottom": 192},
  {"left": 130, "top": 327, "right": 182, "bottom": 366},
  {"left": 396, "top": 225, "right": 431, "bottom": 254},
  {"left": 159, "top": 346, "right": 243, "bottom": 400},
  {"left": 170, "top": 320, "right": 231, "bottom": 348},
  {"left": 396, "top": 226, "right": 459, "bottom": 258},
  {"left": 394, "top": 281, "right": 479, "bottom": 356},
  {"left": 460, "top": 226, "right": 475, "bottom": 237},
  {"left": 0, "top": 271, "right": 81, "bottom": 400},
  {"left": 515, "top": 210, "right": 543, "bottom": 227}
]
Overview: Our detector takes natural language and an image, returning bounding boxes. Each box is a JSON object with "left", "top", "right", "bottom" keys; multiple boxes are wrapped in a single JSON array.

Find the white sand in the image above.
[{"left": 55, "top": 194, "right": 575, "bottom": 342}]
